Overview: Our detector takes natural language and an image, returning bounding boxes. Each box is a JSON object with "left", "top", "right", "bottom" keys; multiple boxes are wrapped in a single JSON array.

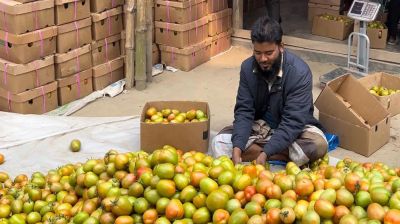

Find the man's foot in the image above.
[{"left": 388, "top": 37, "right": 398, "bottom": 45}]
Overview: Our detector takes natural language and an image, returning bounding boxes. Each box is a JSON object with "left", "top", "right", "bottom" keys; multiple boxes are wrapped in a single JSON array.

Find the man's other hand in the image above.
[{"left": 232, "top": 147, "right": 242, "bottom": 164}]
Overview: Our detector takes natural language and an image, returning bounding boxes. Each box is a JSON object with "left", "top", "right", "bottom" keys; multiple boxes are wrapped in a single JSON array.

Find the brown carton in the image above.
[
  {"left": 308, "top": 3, "right": 340, "bottom": 21},
  {"left": 315, "top": 74, "right": 390, "bottom": 157},
  {"left": 359, "top": 72, "right": 400, "bottom": 116},
  {"left": 0, "top": 0, "right": 54, "bottom": 35},
  {"left": 55, "top": 0, "right": 90, "bottom": 25},
  {"left": 91, "top": 34, "right": 121, "bottom": 66},
  {"left": 0, "top": 55, "right": 55, "bottom": 94},
  {"left": 0, "top": 26, "right": 57, "bottom": 64},
  {"left": 367, "top": 27, "right": 388, "bottom": 49},
  {"left": 91, "top": 0, "right": 124, "bottom": 13},
  {"left": 91, "top": 7, "right": 123, "bottom": 41},
  {"left": 154, "top": 0, "right": 207, "bottom": 24},
  {"left": 92, "top": 56, "right": 124, "bottom": 90},
  {"left": 312, "top": 15, "right": 353, "bottom": 40},
  {"left": 0, "top": 81, "right": 58, "bottom": 114},
  {"left": 207, "top": 0, "right": 228, "bottom": 14},
  {"left": 155, "top": 16, "right": 208, "bottom": 49},
  {"left": 309, "top": 0, "right": 342, "bottom": 6},
  {"left": 57, "top": 68, "right": 93, "bottom": 105},
  {"left": 153, "top": 43, "right": 160, "bottom": 65},
  {"left": 57, "top": 18, "right": 92, "bottom": 53},
  {"left": 55, "top": 44, "right": 92, "bottom": 78},
  {"left": 140, "top": 101, "right": 210, "bottom": 152},
  {"left": 210, "top": 29, "right": 231, "bottom": 57},
  {"left": 160, "top": 38, "right": 211, "bottom": 71},
  {"left": 208, "top": 8, "right": 232, "bottom": 37}
]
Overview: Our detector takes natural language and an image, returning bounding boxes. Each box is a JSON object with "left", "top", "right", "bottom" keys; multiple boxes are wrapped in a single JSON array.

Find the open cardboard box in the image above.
[
  {"left": 140, "top": 101, "right": 210, "bottom": 152},
  {"left": 57, "top": 69, "right": 93, "bottom": 105},
  {"left": 208, "top": 8, "right": 232, "bottom": 37},
  {"left": 0, "top": 81, "right": 58, "bottom": 114},
  {"left": 155, "top": 0, "right": 207, "bottom": 24},
  {"left": 90, "top": 0, "right": 124, "bottom": 13},
  {"left": 92, "top": 56, "right": 125, "bottom": 90},
  {"left": 57, "top": 17, "right": 92, "bottom": 53},
  {"left": 207, "top": 0, "right": 228, "bottom": 14},
  {"left": 91, "top": 34, "right": 122, "bottom": 66},
  {"left": 0, "top": 0, "right": 54, "bottom": 35},
  {"left": 55, "top": 0, "right": 90, "bottom": 25},
  {"left": 359, "top": 72, "right": 400, "bottom": 116},
  {"left": 91, "top": 7, "right": 124, "bottom": 41},
  {"left": 55, "top": 44, "right": 92, "bottom": 78},
  {"left": 315, "top": 74, "right": 390, "bottom": 157},
  {"left": 0, "top": 55, "right": 55, "bottom": 94},
  {"left": 308, "top": 3, "right": 340, "bottom": 21},
  {"left": 312, "top": 15, "right": 353, "bottom": 40}
]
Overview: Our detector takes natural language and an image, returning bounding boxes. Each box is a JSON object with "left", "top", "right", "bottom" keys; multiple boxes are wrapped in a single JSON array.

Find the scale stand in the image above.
[{"left": 319, "top": 0, "right": 381, "bottom": 86}]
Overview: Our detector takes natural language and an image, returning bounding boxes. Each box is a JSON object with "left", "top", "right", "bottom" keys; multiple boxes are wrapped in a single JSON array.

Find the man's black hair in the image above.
[{"left": 251, "top": 16, "right": 283, "bottom": 44}]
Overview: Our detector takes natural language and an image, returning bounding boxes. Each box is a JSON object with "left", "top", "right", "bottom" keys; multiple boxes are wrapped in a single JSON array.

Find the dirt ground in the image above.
[{"left": 72, "top": 45, "right": 400, "bottom": 168}]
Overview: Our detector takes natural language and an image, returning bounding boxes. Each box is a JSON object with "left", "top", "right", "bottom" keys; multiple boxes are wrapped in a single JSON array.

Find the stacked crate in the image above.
[
  {"left": 0, "top": 0, "right": 58, "bottom": 114},
  {"left": 155, "top": 0, "right": 210, "bottom": 72},
  {"left": 90, "top": 0, "right": 125, "bottom": 91},
  {"left": 207, "top": 0, "right": 232, "bottom": 57},
  {"left": 55, "top": 0, "right": 93, "bottom": 106}
]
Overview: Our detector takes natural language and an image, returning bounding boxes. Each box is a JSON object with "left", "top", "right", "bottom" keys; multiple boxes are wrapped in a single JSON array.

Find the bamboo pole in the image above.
[
  {"left": 145, "top": 0, "right": 154, "bottom": 82},
  {"left": 233, "top": 0, "right": 243, "bottom": 29},
  {"left": 125, "top": 0, "right": 136, "bottom": 89},
  {"left": 135, "top": 0, "right": 147, "bottom": 90}
]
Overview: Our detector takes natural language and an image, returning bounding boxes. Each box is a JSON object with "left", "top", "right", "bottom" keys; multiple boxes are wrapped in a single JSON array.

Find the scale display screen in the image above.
[{"left": 347, "top": 0, "right": 381, "bottom": 22}]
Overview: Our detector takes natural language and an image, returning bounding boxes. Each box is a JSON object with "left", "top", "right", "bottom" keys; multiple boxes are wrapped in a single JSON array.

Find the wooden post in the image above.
[
  {"left": 135, "top": 0, "right": 147, "bottom": 90},
  {"left": 125, "top": 0, "right": 135, "bottom": 89},
  {"left": 146, "top": 0, "right": 154, "bottom": 82},
  {"left": 232, "top": 0, "right": 243, "bottom": 29}
]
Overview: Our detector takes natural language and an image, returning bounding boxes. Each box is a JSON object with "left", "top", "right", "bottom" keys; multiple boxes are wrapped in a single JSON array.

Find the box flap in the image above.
[
  {"left": 91, "top": 6, "right": 123, "bottom": 22},
  {"left": 91, "top": 34, "right": 121, "bottom": 49},
  {"left": 55, "top": 0, "right": 86, "bottom": 5},
  {"left": 57, "top": 69, "right": 92, "bottom": 87},
  {"left": 159, "top": 38, "right": 212, "bottom": 55},
  {"left": 55, "top": 44, "right": 91, "bottom": 63},
  {"left": 0, "top": 55, "right": 54, "bottom": 75},
  {"left": 0, "top": 26, "right": 58, "bottom": 45},
  {"left": 58, "top": 18, "right": 92, "bottom": 34},
  {"left": 315, "top": 74, "right": 389, "bottom": 127},
  {"left": 155, "top": 0, "right": 205, "bottom": 8},
  {"left": 212, "top": 29, "right": 233, "bottom": 41},
  {"left": 308, "top": 2, "right": 340, "bottom": 10},
  {"left": 92, "top": 56, "right": 124, "bottom": 77},
  {"left": 208, "top": 8, "right": 232, "bottom": 21},
  {"left": 0, "top": 0, "right": 54, "bottom": 15},
  {"left": 0, "top": 81, "right": 57, "bottom": 102},
  {"left": 155, "top": 16, "right": 208, "bottom": 31}
]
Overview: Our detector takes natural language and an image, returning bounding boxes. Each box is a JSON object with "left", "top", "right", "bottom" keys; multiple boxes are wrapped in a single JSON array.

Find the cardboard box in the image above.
[
  {"left": 312, "top": 15, "right": 353, "bottom": 40},
  {"left": 0, "top": 0, "right": 54, "bottom": 35},
  {"left": 359, "top": 72, "right": 400, "bottom": 116},
  {"left": 315, "top": 74, "right": 390, "bottom": 157},
  {"left": 91, "top": 34, "right": 121, "bottom": 66},
  {"left": 0, "top": 26, "right": 57, "bottom": 64},
  {"left": 55, "top": 0, "right": 90, "bottom": 25},
  {"left": 153, "top": 43, "right": 160, "bottom": 65},
  {"left": 92, "top": 56, "right": 124, "bottom": 90},
  {"left": 367, "top": 27, "right": 388, "bottom": 49},
  {"left": 140, "top": 101, "right": 210, "bottom": 152},
  {"left": 0, "top": 81, "right": 58, "bottom": 114},
  {"left": 0, "top": 55, "right": 55, "bottom": 94},
  {"left": 308, "top": 3, "right": 340, "bottom": 21},
  {"left": 155, "top": 0, "right": 207, "bottom": 24},
  {"left": 208, "top": 8, "right": 232, "bottom": 37},
  {"left": 210, "top": 29, "right": 231, "bottom": 57},
  {"left": 57, "top": 68, "right": 93, "bottom": 105},
  {"left": 160, "top": 38, "right": 211, "bottom": 72},
  {"left": 91, "top": 7, "right": 124, "bottom": 41},
  {"left": 121, "top": 30, "right": 126, "bottom": 55},
  {"left": 207, "top": 0, "right": 228, "bottom": 14},
  {"left": 57, "top": 18, "right": 92, "bottom": 53},
  {"left": 309, "top": 0, "right": 342, "bottom": 6},
  {"left": 155, "top": 16, "right": 209, "bottom": 49},
  {"left": 55, "top": 44, "right": 92, "bottom": 78},
  {"left": 91, "top": 0, "right": 124, "bottom": 13}
]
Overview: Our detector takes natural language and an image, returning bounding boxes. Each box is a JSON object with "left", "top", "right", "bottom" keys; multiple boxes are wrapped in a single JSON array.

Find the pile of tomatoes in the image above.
[{"left": 0, "top": 145, "right": 399, "bottom": 224}]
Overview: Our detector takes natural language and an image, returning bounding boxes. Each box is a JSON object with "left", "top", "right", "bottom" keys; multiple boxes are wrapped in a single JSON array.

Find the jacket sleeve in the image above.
[
  {"left": 263, "top": 69, "right": 312, "bottom": 156},
  {"left": 231, "top": 67, "right": 255, "bottom": 151}
]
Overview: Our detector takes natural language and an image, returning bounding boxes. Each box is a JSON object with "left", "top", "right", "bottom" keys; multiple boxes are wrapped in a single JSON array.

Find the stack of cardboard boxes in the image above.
[
  {"left": 90, "top": 0, "right": 125, "bottom": 91},
  {"left": 207, "top": 0, "right": 232, "bottom": 57},
  {"left": 0, "top": 0, "right": 58, "bottom": 114}
]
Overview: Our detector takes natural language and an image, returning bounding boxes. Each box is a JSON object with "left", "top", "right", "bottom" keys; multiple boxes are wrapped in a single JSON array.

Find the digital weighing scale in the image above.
[{"left": 319, "top": 0, "right": 381, "bottom": 86}]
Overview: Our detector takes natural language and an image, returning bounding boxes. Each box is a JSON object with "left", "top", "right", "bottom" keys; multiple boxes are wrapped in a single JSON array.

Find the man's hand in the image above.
[
  {"left": 256, "top": 151, "right": 268, "bottom": 165},
  {"left": 232, "top": 147, "right": 242, "bottom": 164}
]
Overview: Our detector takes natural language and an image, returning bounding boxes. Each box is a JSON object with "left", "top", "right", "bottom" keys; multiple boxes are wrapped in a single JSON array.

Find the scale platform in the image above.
[{"left": 319, "top": 67, "right": 364, "bottom": 87}]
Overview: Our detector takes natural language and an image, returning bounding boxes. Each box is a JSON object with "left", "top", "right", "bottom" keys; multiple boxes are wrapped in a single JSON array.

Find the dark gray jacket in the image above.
[{"left": 232, "top": 50, "right": 323, "bottom": 157}]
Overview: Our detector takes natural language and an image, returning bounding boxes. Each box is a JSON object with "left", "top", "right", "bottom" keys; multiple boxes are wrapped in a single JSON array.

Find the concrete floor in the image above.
[{"left": 72, "top": 45, "right": 400, "bottom": 168}]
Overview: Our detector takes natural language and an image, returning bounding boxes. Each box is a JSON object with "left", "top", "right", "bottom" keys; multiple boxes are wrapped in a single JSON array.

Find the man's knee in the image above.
[{"left": 297, "top": 132, "right": 328, "bottom": 163}]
